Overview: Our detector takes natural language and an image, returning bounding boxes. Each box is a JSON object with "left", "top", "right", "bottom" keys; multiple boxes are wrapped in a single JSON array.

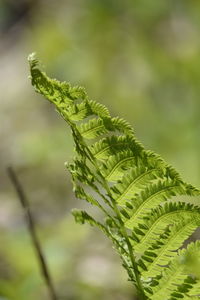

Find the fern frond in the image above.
[
  {"left": 132, "top": 202, "right": 200, "bottom": 253},
  {"left": 100, "top": 150, "right": 138, "bottom": 181},
  {"left": 29, "top": 55, "right": 200, "bottom": 300},
  {"left": 149, "top": 242, "right": 200, "bottom": 300},
  {"left": 112, "top": 166, "right": 163, "bottom": 205},
  {"left": 73, "top": 185, "right": 101, "bottom": 207},
  {"left": 91, "top": 135, "right": 143, "bottom": 160},
  {"left": 188, "top": 280, "right": 200, "bottom": 297},
  {"left": 78, "top": 117, "right": 109, "bottom": 139},
  {"left": 72, "top": 209, "right": 110, "bottom": 236},
  {"left": 68, "top": 99, "right": 110, "bottom": 121},
  {"left": 169, "top": 276, "right": 200, "bottom": 299},
  {"left": 140, "top": 218, "right": 200, "bottom": 279},
  {"left": 78, "top": 116, "right": 134, "bottom": 140},
  {"left": 28, "top": 54, "right": 86, "bottom": 105},
  {"left": 122, "top": 180, "right": 186, "bottom": 228}
]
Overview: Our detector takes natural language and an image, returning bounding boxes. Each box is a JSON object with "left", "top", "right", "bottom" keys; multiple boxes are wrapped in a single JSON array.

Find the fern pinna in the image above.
[{"left": 29, "top": 54, "right": 200, "bottom": 300}]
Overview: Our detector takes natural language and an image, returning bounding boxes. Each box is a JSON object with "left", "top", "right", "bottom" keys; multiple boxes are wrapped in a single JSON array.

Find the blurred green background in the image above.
[{"left": 0, "top": 0, "right": 200, "bottom": 299}]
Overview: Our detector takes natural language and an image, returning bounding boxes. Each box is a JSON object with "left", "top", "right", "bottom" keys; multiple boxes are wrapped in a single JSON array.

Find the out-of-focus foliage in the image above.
[{"left": 0, "top": 0, "right": 200, "bottom": 299}]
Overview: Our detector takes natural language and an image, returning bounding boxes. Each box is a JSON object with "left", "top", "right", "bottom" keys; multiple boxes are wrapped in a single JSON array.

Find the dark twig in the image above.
[{"left": 7, "top": 166, "right": 58, "bottom": 300}]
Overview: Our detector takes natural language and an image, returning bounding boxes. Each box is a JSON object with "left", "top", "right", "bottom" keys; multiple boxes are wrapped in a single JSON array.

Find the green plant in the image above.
[{"left": 29, "top": 53, "right": 200, "bottom": 300}]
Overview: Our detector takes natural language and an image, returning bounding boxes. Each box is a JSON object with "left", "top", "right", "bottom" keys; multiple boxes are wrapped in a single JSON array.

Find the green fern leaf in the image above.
[
  {"left": 140, "top": 218, "right": 200, "bottom": 279},
  {"left": 29, "top": 55, "right": 200, "bottom": 300},
  {"left": 149, "top": 242, "right": 200, "bottom": 300},
  {"left": 132, "top": 202, "right": 200, "bottom": 253},
  {"left": 68, "top": 99, "right": 110, "bottom": 121},
  {"left": 123, "top": 180, "right": 186, "bottom": 228},
  {"left": 91, "top": 135, "right": 143, "bottom": 160}
]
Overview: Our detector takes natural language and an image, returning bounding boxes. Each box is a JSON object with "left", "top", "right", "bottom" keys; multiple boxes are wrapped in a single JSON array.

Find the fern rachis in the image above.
[{"left": 29, "top": 53, "right": 200, "bottom": 300}]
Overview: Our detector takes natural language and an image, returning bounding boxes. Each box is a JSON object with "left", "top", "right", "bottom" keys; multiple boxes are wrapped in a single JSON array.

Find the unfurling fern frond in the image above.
[{"left": 29, "top": 53, "right": 200, "bottom": 300}]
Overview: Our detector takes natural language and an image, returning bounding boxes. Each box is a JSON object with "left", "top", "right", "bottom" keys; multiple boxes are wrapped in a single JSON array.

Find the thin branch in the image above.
[{"left": 7, "top": 166, "right": 58, "bottom": 300}]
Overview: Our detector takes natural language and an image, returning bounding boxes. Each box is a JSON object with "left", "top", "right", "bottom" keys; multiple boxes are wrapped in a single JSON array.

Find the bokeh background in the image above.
[{"left": 1, "top": 0, "right": 200, "bottom": 299}]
